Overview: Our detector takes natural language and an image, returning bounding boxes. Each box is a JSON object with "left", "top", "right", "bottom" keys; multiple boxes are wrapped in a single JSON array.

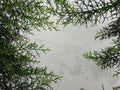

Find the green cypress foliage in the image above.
[
  {"left": 54, "top": 0, "right": 120, "bottom": 70},
  {"left": 0, "top": 0, "right": 60, "bottom": 90}
]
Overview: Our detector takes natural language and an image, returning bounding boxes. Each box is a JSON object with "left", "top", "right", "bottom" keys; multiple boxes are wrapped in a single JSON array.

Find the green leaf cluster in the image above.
[
  {"left": 0, "top": 0, "right": 61, "bottom": 90},
  {"left": 54, "top": 0, "right": 120, "bottom": 70},
  {"left": 54, "top": 0, "right": 120, "bottom": 25}
]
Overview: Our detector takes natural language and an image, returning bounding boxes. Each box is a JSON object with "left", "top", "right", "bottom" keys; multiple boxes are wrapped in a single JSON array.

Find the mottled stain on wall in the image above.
[{"left": 29, "top": 24, "right": 118, "bottom": 90}]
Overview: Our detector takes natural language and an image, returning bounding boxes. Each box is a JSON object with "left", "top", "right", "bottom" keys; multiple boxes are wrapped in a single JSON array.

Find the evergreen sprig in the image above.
[
  {"left": 0, "top": 0, "right": 60, "bottom": 90},
  {"left": 54, "top": 0, "right": 120, "bottom": 25}
]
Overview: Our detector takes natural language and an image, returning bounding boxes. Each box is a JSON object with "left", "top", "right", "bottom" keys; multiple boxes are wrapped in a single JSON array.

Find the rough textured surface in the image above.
[{"left": 29, "top": 24, "right": 119, "bottom": 90}]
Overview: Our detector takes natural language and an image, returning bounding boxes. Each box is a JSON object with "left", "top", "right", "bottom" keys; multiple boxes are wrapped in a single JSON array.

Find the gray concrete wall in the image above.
[{"left": 29, "top": 24, "right": 119, "bottom": 90}]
